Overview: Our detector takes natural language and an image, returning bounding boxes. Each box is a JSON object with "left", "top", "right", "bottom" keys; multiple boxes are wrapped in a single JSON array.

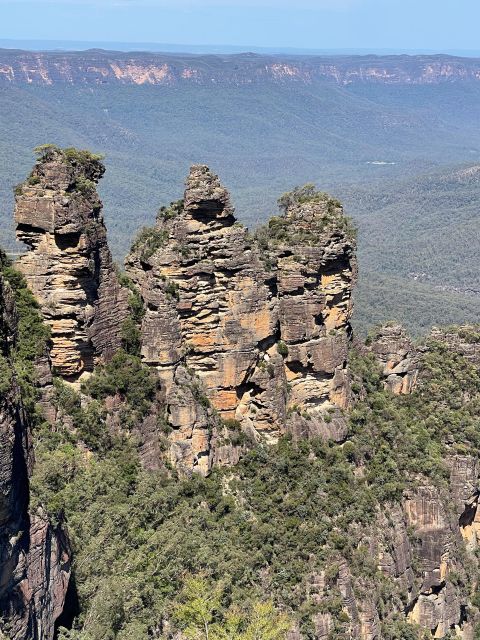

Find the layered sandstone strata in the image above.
[
  {"left": 2, "top": 50, "right": 480, "bottom": 87},
  {"left": 296, "top": 458, "right": 479, "bottom": 640},
  {"left": 14, "top": 146, "right": 128, "bottom": 380},
  {"left": 126, "top": 166, "right": 357, "bottom": 473}
]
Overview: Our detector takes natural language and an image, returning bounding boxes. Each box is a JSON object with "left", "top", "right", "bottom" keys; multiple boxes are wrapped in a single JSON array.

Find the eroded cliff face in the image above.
[
  {"left": 0, "top": 273, "right": 70, "bottom": 640},
  {"left": 349, "top": 332, "right": 480, "bottom": 639},
  {"left": 268, "top": 194, "right": 357, "bottom": 442},
  {"left": 126, "top": 167, "right": 356, "bottom": 474},
  {"left": 0, "top": 275, "right": 29, "bottom": 619},
  {"left": 14, "top": 146, "right": 128, "bottom": 380},
  {"left": 368, "top": 323, "right": 419, "bottom": 395},
  {"left": 1, "top": 50, "right": 480, "bottom": 86},
  {"left": 294, "top": 461, "right": 480, "bottom": 640}
]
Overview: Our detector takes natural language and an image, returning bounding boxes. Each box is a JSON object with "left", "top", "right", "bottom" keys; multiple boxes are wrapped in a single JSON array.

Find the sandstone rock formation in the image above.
[
  {"left": 6, "top": 151, "right": 480, "bottom": 640},
  {"left": 403, "top": 484, "right": 467, "bottom": 637},
  {"left": 0, "top": 273, "right": 71, "bottom": 640},
  {"left": 14, "top": 145, "right": 128, "bottom": 380},
  {"left": 305, "top": 465, "right": 479, "bottom": 640},
  {"left": 430, "top": 325, "right": 480, "bottom": 369},
  {"left": 126, "top": 167, "right": 356, "bottom": 474},
  {"left": 368, "top": 323, "right": 419, "bottom": 394}
]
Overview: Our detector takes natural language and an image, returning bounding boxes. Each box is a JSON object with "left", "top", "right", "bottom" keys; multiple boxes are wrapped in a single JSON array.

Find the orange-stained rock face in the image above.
[
  {"left": 14, "top": 147, "right": 128, "bottom": 380},
  {"left": 126, "top": 165, "right": 357, "bottom": 474}
]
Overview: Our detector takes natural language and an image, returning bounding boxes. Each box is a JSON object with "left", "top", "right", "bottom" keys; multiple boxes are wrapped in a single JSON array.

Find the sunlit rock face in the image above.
[
  {"left": 126, "top": 166, "right": 357, "bottom": 474},
  {"left": 14, "top": 146, "right": 128, "bottom": 380},
  {"left": 368, "top": 323, "right": 419, "bottom": 395}
]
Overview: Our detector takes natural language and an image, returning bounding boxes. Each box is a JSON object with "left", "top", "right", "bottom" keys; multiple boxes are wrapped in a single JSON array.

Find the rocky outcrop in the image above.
[
  {"left": 126, "top": 167, "right": 356, "bottom": 474},
  {"left": 0, "top": 273, "right": 71, "bottom": 640},
  {"left": 430, "top": 326, "right": 480, "bottom": 369},
  {"left": 269, "top": 192, "right": 356, "bottom": 441},
  {"left": 14, "top": 145, "right": 128, "bottom": 380},
  {"left": 8, "top": 149, "right": 480, "bottom": 639},
  {"left": 316, "top": 465, "right": 478, "bottom": 640},
  {"left": 403, "top": 485, "right": 464, "bottom": 637},
  {"left": 368, "top": 323, "right": 419, "bottom": 394}
]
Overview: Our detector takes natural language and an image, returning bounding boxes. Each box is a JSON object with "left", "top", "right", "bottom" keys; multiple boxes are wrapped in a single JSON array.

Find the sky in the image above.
[{"left": 0, "top": 0, "right": 479, "bottom": 53}]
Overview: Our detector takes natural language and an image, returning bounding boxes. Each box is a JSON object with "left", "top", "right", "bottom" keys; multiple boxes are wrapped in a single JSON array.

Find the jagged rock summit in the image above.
[
  {"left": 126, "top": 169, "right": 357, "bottom": 474},
  {"left": 14, "top": 145, "right": 128, "bottom": 380}
]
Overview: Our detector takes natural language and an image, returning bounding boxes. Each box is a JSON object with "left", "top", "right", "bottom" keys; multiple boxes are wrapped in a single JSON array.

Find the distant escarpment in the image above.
[
  {"left": 1, "top": 50, "right": 480, "bottom": 86},
  {"left": 126, "top": 168, "right": 356, "bottom": 474}
]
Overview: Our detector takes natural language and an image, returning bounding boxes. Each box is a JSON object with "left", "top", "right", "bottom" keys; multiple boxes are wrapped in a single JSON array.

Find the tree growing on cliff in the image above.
[
  {"left": 172, "top": 574, "right": 224, "bottom": 639},
  {"left": 171, "top": 574, "right": 290, "bottom": 640}
]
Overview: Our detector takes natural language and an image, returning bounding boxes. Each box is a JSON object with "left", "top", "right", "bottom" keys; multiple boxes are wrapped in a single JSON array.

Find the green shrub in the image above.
[
  {"left": 158, "top": 199, "right": 184, "bottom": 221},
  {"left": 117, "top": 271, "right": 145, "bottom": 356},
  {"left": 74, "top": 176, "right": 96, "bottom": 197},
  {"left": 0, "top": 261, "right": 50, "bottom": 418},
  {"left": 81, "top": 350, "right": 157, "bottom": 418},
  {"left": 277, "top": 341, "right": 289, "bottom": 357},
  {"left": 0, "top": 353, "right": 12, "bottom": 396},
  {"left": 165, "top": 280, "right": 180, "bottom": 300},
  {"left": 120, "top": 317, "right": 142, "bottom": 356},
  {"left": 132, "top": 227, "right": 169, "bottom": 261}
]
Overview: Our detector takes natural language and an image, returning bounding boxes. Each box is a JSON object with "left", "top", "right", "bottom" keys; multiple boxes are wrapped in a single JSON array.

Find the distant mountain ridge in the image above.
[{"left": 2, "top": 49, "right": 480, "bottom": 85}]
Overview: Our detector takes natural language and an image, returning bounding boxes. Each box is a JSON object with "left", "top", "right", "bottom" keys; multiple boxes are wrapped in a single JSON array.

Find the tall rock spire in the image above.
[
  {"left": 126, "top": 168, "right": 357, "bottom": 474},
  {"left": 14, "top": 146, "right": 128, "bottom": 380}
]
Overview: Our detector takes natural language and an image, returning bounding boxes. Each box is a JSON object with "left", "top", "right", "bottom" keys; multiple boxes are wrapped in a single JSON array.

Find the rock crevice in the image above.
[
  {"left": 126, "top": 166, "right": 357, "bottom": 473},
  {"left": 14, "top": 146, "right": 128, "bottom": 380}
]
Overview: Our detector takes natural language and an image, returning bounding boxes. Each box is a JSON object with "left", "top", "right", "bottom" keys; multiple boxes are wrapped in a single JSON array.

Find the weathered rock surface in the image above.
[
  {"left": 269, "top": 195, "right": 356, "bottom": 441},
  {"left": 0, "top": 277, "right": 30, "bottom": 618},
  {"left": 126, "top": 166, "right": 356, "bottom": 473},
  {"left": 6, "top": 152, "right": 480, "bottom": 639},
  {"left": 0, "top": 274, "right": 71, "bottom": 640},
  {"left": 14, "top": 146, "right": 128, "bottom": 380},
  {"left": 368, "top": 323, "right": 419, "bottom": 394},
  {"left": 320, "top": 462, "right": 478, "bottom": 640},
  {"left": 430, "top": 325, "right": 480, "bottom": 369}
]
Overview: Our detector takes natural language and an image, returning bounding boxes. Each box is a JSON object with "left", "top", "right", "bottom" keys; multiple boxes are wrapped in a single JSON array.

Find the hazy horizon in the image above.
[{"left": 1, "top": 38, "right": 480, "bottom": 58}]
